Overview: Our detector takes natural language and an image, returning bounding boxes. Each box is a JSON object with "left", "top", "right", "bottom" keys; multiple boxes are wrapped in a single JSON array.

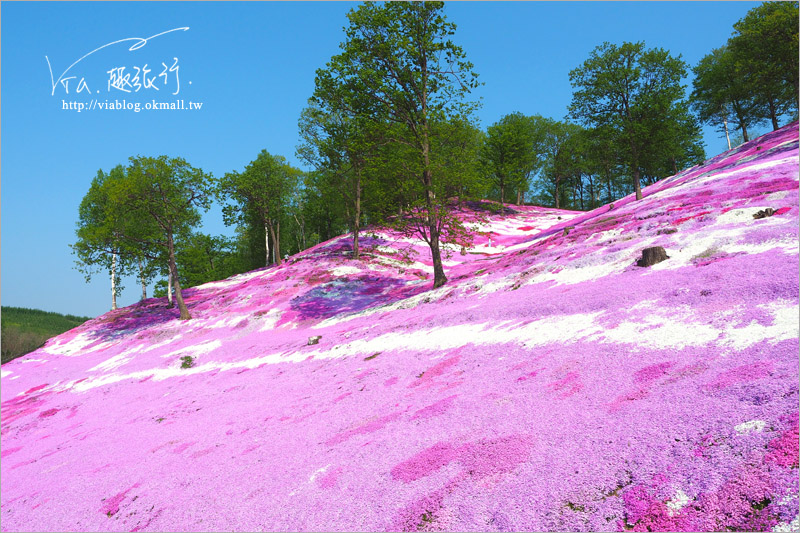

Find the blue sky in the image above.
[{"left": 1, "top": 1, "right": 761, "bottom": 318}]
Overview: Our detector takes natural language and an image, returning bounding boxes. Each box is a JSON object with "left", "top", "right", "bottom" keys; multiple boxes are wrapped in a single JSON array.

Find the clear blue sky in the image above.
[{"left": 1, "top": 1, "right": 761, "bottom": 318}]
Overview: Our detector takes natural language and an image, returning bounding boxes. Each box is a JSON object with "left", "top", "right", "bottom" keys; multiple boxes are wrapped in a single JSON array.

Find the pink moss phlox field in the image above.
[{"left": 2, "top": 124, "right": 799, "bottom": 531}]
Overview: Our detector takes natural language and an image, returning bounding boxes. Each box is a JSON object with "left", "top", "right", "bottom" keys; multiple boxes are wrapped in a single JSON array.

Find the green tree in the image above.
[
  {"left": 691, "top": 45, "right": 763, "bottom": 145},
  {"left": 73, "top": 166, "right": 129, "bottom": 311},
  {"left": 532, "top": 120, "right": 584, "bottom": 209},
  {"left": 582, "top": 124, "right": 625, "bottom": 206},
  {"left": 481, "top": 113, "right": 540, "bottom": 211},
  {"left": 298, "top": 103, "right": 384, "bottom": 260},
  {"left": 218, "top": 151, "right": 302, "bottom": 267},
  {"left": 114, "top": 156, "right": 213, "bottom": 320},
  {"left": 639, "top": 100, "right": 705, "bottom": 181},
  {"left": 314, "top": 1, "right": 480, "bottom": 288},
  {"left": 569, "top": 41, "right": 691, "bottom": 200},
  {"left": 152, "top": 232, "right": 246, "bottom": 295},
  {"left": 431, "top": 117, "right": 487, "bottom": 202},
  {"left": 730, "top": 1, "right": 799, "bottom": 128}
]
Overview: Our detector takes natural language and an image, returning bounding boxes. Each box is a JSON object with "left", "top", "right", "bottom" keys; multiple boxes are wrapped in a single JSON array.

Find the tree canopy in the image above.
[
  {"left": 312, "top": 0, "right": 480, "bottom": 288},
  {"left": 569, "top": 41, "right": 695, "bottom": 200}
]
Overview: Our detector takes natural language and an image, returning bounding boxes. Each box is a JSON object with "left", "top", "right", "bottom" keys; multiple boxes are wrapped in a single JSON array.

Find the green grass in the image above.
[{"left": 1, "top": 306, "right": 92, "bottom": 364}]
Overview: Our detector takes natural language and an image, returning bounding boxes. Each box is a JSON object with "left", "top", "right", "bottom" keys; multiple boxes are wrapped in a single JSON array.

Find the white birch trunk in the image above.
[
  {"left": 167, "top": 270, "right": 174, "bottom": 307},
  {"left": 723, "top": 115, "right": 732, "bottom": 151},
  {"left": 139, "top": 259, "right": 146, "bottom": 300},
  {"left": 111, "top": 252, "right": 118, "bottom": 310}
]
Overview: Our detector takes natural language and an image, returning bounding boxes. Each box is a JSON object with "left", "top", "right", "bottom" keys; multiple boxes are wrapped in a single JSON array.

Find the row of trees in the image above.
[
  {"left": 73, "top": 154, "right": 303, "bottom": 320},
  {"left": 74, "top": 1, "right": 797, "bottom": 316},
  {"left": 691, "top": 2, "right": 798, "bottom": 146}
]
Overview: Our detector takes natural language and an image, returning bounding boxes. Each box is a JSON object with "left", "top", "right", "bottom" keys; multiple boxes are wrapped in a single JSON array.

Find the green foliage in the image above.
[
  {"left": 535, "top": 120, "right": 585, "bottom": 209},
  {"left": 218, "top": 150, "right": 302, "bottom": 267},
  {"left": 691, "top": 46, "right": 763, "bottom": 143},
  {"left": 481, "top": 112, "right": 542, "bottom": 208},
  {"left": 117, "top": 156, "right": 213, "bottom": 319},
  {"left": 180, "top": 356, "right": 195, "bottom": 369},
  {"left": 152, "top": 232, "right": 248, "bottom": 296},
  {"left": 313, "top": 1, "right": 481, "bottom": 287},
  {"left": 72, "top": 165, "right": 143, "bottom": 307},
  {"left": 1, "top": 307, "right": 91, "bottom": 364},
  {"left": 569, "top": 41, "right": 697, "bottom": 200},
  {"left": 692, "top": 2, "right": 798, "bottom": 142},
  {"left": 730, "top": 1, "right": 799, "bottom": 126}
]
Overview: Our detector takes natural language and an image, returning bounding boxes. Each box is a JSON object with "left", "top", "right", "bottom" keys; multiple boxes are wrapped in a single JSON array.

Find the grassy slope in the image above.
[{"left": 1, "top": 306, "right": 92, "bottom": 364}]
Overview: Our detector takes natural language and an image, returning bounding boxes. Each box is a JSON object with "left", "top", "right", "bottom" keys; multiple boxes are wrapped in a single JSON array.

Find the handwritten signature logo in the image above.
[{"left": 46, "top": 27, "right": 189, "bottom": 96}]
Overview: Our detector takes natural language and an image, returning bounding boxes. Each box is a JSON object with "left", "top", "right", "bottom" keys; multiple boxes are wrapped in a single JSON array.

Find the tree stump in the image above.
[
  {"left": 753, "top": 208, "right": 775, "bottom": 219},
  {"left": 636, "top": 246, "right": 669, "bottom": 267}
]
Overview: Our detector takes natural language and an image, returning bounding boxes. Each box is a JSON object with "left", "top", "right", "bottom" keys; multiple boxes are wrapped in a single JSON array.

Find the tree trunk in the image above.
[
  {"left": 267, "top": 221, "right": 280, "bottom": 266},
  {"left": 633, "top": 166, "right": 643, "bottom": 200},
  {"left": 420, "top": 39, "right": 445, "bottom": 289},
  {"left": 517, "top": 188, "right": 522, "bottom": 206},
  {"left": 276, "top": 220, "right": 281, "bottom": 263},
  {"left": 723, "top": 114, "right": 732, "bottom": 151},
  {"left": 139, "top": 258, "right": 146, "bottom": 300},
  {"left": 167, "top": 232, "right": 191, "bottom": 320},
  {"left": 671, "top": 157, "right": 678, "bottom": 175},
  {"left": 110, "top": 252, "right": 118, "bottom": 310},
  {"left": 353, "top": 173, "right": 361, "bottom": 260},
  {"left": 264, "top": 221, "right": 270, "bottom": 266},
  {"left": 554, "top": 178, "right": 560, "bottom": 209},
  {"left": 741, "top": 122, "right": 749, "bottom": 143},
  {"left": 768, "top": 97, "right": 779, "bottom": 130},
  {"left": 293, "top": 213, "right": 306, "bottom": 250},
  {"left": 167, "top": 270, "right": 174, "bottom": 308},
  {"left": 500, "top": 181, "right": 505, "bottom": 215},
  {"left": 422, "top": 151, "right": 446, "bottom": 288}
]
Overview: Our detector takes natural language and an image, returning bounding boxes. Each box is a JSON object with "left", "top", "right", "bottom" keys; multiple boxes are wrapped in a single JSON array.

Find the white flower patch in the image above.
[
  {"left": 161, "top": 339, "right": 222, "bottom": 360},
  {"left": 721, "top": 301, "right": 800, "bottom": 351},
  {"left": 666, "top": 489, "right": 692, "bottom": 516},
  {"left": 685, "top": 155, "right": 792, "bottom": 191},
  {"left": 715, "top": 207, "right": 777, "bottom": 225},
  {"left": 88, "top": 348, "right": 142, "bottom": 372},
  {"left": 765, "top": 190, "right": 789, "bottom": 202},
  {"left": 735, "top": 420, "right": 767, "bottom": 434},
  {"left": 1, "top": 369, "right": 12, "bottom": 378},
  {"left": 590, "top": 308, "right": 722, "bottom": 351},
  {"left": 205, "top": 314, "right": 249, "bottom": 329},
  {"left": 591, "top": 227, "right": 624, "bottom": 243},
  {"left": 258, "top": 308, "right": 283, "bottom": 332},
  {"left": 647, "top": 220, "right": 796, "bottom": 274},
  {"left": 476, "top": 277, "right": 513, "bottom": 295},
  {"left": 773, "top": 515, "right": 800, "bottom": 533},
  {"left": 330, "top": 266, "right": 362, "bottom": 276},
  {"left": 309, "top": 314, "right": 603, "bottom": 358},
  {"left": 41, "top": 332, "right": 107, "bottom": 357},
  {"left": 725, "top": 237, "right": 798, "bottom": 257},
  {"left": 141, "top": 335, "right": 183, "bottom": 353},
  {"left": 308, "top": 464, "right": 331, "bottom": 482}
]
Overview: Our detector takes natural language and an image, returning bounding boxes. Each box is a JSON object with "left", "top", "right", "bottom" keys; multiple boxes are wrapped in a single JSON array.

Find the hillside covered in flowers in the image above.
[{"left": 2, "top": 124, "right": 798, "bottom": 532}]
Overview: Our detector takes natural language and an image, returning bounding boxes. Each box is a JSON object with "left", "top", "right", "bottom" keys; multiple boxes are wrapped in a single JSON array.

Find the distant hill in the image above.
[{"left": 1, "top": 306, "right": 92, "bottom": 364}]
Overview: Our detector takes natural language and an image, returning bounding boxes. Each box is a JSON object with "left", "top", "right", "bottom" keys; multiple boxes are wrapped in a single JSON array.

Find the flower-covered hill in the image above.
[{"left": 1, "top": 124, "right": 798, "bottom": 532}]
